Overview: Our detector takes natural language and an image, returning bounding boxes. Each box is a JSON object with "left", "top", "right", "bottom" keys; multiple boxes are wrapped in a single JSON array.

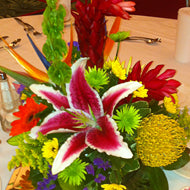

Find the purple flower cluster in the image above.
[
  {"left": 36, "top": 167, "right": 58, "bottom": 190},
  {"left": 16, "top": 84, "right": 25, "bottom": 94},
  {"left": 94, "top": 174, "right": 106, "bottom": 183},
  {"left": 93, "top": 158, "right": 111, "bottom": 171},
  {"left": 68, "top": 41, "right": 80, "bottom": 51},
  {"left": 83, "top": 158, "right": 111, "bottom": 190}
]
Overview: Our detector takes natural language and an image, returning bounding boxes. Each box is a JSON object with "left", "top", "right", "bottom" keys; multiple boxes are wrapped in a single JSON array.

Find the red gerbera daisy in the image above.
[
  {"left": 10, "top": 95, "right": 47, "bottom": 136},
  {"left": 120, "top": 61, "right": 181, "bottom": 102}
]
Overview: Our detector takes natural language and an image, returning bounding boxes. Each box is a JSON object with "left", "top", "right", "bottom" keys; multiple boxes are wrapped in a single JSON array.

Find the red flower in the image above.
[
  {"left": 72, "top": 0, "right": 135, "bottom": 68},
  {"left": 120, "top": 61, "right": 181, "bottom": 102},
  {"left": 10, "top": 95, "right": 47, "bottom": 136},
  {"left": 98, "top": 0, "right": 136, "bottom": 19}
]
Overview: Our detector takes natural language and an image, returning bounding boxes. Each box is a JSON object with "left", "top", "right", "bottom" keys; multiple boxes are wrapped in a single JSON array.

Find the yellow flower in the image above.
[
  {"left": 104, "top": 58, "right": 127, "bottom": 80},
  {"left": 133, "top": 83, "right": 148, "bottom": 98},
  {"left": 104, "top": 59, "right": 112, "bottom": 70},
  {"left": 136, "top": 114, "right": 187, "bottom": 167},
  {"left": 42, "top": 138, "right": 59, "bottom": 159},
  {"left": 20, "top": 93, "right": 27, "bottom": 101},
  {"left": 101, "top": 184, "right": 127, "bottom": 190},
  {"left": 164, "top": 93, "right": 179, "bottom": 114}
]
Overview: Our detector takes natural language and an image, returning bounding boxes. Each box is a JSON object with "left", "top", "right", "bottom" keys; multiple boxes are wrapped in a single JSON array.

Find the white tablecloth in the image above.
[
  {"left": 0, "top": 127, "right": 15, "bottom": 190},
  {"left": 0, "top": 14, "right": 190, "bottom": 190}
]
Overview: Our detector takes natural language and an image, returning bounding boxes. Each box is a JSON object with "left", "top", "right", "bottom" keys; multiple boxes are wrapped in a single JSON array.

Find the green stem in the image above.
[
  {"left": 115, "top": 41, "right": 120, "bottom": 60},
  {"left": 128, "top": 95, "right": 134, "bottom": 106}
]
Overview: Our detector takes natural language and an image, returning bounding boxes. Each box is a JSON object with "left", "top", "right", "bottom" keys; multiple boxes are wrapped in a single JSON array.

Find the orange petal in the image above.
[
  {"left": 64, "top": 21, "right": 73, "bottom": 67},
  {"left": 104, "top": 17, "right": 121, "bottom": 60},
  {"left": 0, "top": 35, "right": 49, "bottom": 82}
]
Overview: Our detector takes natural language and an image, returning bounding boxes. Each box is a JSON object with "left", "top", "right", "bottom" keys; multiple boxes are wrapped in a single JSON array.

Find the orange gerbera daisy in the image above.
[{"left": 10, "top": 95, "right": 47, "bottom": 136}]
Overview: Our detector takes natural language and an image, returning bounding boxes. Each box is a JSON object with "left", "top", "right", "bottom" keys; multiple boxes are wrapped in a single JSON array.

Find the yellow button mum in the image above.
[
  {"left": 164, "top": 93, "right": 179, "bottom": 114},
  {"left": 136, "top": 114, "right": 187, "bottom": 167},
  {"left": 42, "top": 138, "right": 59, "bottom": 159},
  {"left": 133, "top": 85, "right": 148, "bottom": 98},
  {"left": 101, "top": 184, "right": 127, "bottom": 190},
  {"left": 104, "top": 58, "right": 126, "bottom": 80}
]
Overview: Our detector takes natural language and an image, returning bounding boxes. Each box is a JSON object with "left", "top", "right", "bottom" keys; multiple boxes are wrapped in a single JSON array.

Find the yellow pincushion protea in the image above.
[{"left": 136, "top": 114, "right": 187, "bottom": 167}]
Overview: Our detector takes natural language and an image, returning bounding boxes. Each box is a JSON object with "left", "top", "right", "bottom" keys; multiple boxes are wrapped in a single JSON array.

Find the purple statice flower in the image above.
[
  {"left": 94, "top": 174, "right": 106, "bottom": 183},
  {"left": 83, "top": 188, "right": 88, "bottom": 190},
  {"left": 36, "top": 166, "right": 58, "bottom": 190},
  {"left": 68, "top": 41, "right": 80, "bottom": 51},
  {"left": 93, "top": 158, "right": 111, "bottom": 171},
  {"left": 17, "top": 84, "right": 25, "bottom": 94},
  {"left": 85, "top": 164, "right": 95, "bottom": 176}
]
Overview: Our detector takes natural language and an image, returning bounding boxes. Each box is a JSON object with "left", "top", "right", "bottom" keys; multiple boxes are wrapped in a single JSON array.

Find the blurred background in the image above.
[{"left": 0, "top": 0, "right": 46, "bottom": 19}]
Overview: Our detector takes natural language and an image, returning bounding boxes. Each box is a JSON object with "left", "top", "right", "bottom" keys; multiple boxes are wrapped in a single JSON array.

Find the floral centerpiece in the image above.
[{"left": 0, "top": 0, "right": 190, "bottom": 190}]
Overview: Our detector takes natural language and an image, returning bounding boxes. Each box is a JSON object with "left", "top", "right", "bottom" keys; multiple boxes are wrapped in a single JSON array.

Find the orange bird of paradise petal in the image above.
[
  {"left": 104, "top": 17, "right": 121, "bottom": 60},
  {"left": 0, "top": 35, "right": 49, "bottom": 82},
  {"left": 64, "top": 21, "right": 73, "bottom": 67}
]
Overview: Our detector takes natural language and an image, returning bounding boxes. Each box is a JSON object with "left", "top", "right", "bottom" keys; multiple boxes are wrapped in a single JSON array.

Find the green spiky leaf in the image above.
[{"left": 0, "top": 66, "right": 40, "bottom": 87}]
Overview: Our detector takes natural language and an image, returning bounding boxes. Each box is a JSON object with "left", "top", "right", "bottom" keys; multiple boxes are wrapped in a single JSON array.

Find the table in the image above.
[{"left": 0, "top": 14, "right": 190, "bottom": 190}]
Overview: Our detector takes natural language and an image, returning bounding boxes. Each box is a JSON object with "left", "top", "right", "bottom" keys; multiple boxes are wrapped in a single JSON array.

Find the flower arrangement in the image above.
[{"left": 0, "top": 0, "right": 190, "bottom": 190}]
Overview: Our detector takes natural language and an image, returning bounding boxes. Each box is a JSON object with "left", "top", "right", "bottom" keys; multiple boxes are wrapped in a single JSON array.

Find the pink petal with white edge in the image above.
[
  {"left": 52, "top": 132, "right": 87, "bottom": 174},
  {"left": 30, "top": 84, "right": 69, "bottom": 110},
  {"left": 66, "top": 58, "right": 104, "bottom": 118},
  {"left": 86, "top": 115, "right": 133, "bottom": 159},
  {"left": 35, "top": 110, "right": 87, "bottom": 135},
  {"left": 102, "top": 81, "right": 142, "bottom": 116}
]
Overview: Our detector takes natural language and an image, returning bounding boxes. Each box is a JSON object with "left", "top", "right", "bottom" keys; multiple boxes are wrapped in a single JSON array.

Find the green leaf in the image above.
[
  {"left": 110, "top": 156, "right": 126, "bottom": 170},
  {"left": 99, "top": 72, "right": 118, "bottom": 97},
  {"left": 163, "top": 148, "right": 190, "bottom": 170},
  {"left": 0, "top": 66, "right": 40, "bottom": 87},
  {"left": 7, "top": 132, "right": 30, "bottom": 146},
  {"left": 122, "top": 158, "right": 140, "bottom": 174},
  {"left": 132, "top": 101, "right": 151, "bottom": 118},
  {"left": 29, "top": 167, "right": 44, "bottom": 188},
  {"left": 125, "top": 165, "right": 169, "bottom": 190},
  {"left": 109, "top": 31, "right": 130, "bottom": 42},
  {"left": 58, "top": 180, "right": 83, "bottom": 190},
  {"left": 109, "top": 169, "right": 122, "bottom": 184}
]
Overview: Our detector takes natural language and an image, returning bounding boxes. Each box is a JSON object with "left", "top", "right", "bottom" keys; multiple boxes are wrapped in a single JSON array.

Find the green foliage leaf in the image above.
[
  {"left": 132, "top": 101, "right": 151, "bottom": 118},
  {"left": 109, "top": 169, "right": 122, "bottom": 184},
  {"left": 110, "top": 156, "right": 126, "bottom": 170},
  {"left": 163, "top": 148, "right": 190, "bottom": 170},
  {"left": 124, "top": 165, "right": 169, "bottom": 190},
  {"left": 109, "top": 31, "right": 130, "bottom": 42},
  {"left": 8, "top": 133, "right": 50, "bottom": 176},
  {"left": 99, "top": 71, "right": 118, "bottom": 97},
  {"left": 7, "top": 132, "right": 30, "bottom": 146},
  {"left": 70, "top": 45, "right": 81, "bottom": 64},
  {"left": 29, "top": 167, "right": 44, "bottom": 188},
  {"left": 58, "top": 180, "right": 84, "bottom": 190},
  {"left": 47, "top": 133, "right": 73, "bottom": 145},
  {"left": 122, "top": 158, "right": 140, "bottom": 174},
  {"left": 0, "top": 66, "right": 40, "bottom": 87}
]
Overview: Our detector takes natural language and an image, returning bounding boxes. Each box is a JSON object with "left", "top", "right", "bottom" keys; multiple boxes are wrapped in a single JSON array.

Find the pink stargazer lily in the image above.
[{"left": 30, "top": 58, "right": 142, "bottom": 174}]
